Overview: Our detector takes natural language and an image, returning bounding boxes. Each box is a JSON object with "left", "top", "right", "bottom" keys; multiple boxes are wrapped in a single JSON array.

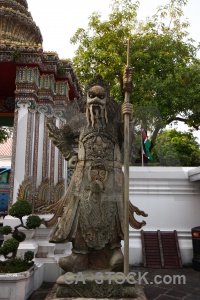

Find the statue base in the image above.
[{"left": 55, "top": 270, "right": 143, "bottom": 298}]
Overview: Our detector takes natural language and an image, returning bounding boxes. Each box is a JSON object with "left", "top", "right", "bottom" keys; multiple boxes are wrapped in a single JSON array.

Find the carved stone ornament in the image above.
[
  {"left": 17, "top": 177, "right": 31, "bottom": 202},
  {"left": 35, "top": 179, "right": 50, "bottom": 211}
]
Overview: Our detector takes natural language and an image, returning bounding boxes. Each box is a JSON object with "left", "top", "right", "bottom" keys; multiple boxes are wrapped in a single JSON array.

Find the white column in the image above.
[
  {"left": 31, "top": 113, "right": 36, "bottom": 177},
  {"left": 12, "top": 104, "right": 29, "bottom": 203},
  {"left": 48, "top": 140, "right": 51, "bottom": 180},
  {"left": 54, "top": 118, "right": 60, "bottom": 185},
  {"left": 36, "top": 113, "right": 45, "bottom": 187},
  {"left": 64, "top": 160, "right": 68, "bottom": 191}
]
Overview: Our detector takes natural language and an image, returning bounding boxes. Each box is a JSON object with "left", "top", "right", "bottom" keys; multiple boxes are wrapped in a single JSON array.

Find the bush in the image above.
[
  {"left": 0, "top": 200, "right": 42, "bottom": 272},
  {"left": 0, "top": 257, "right": 34, "bottom": 273},
  {"left": 0, "top": 225, "right": 12, "bottom": 235},
  {"left": 1, "top": 238, "right": 19, "bottom": 256},
  {"left": 9, "top": 200, "right": 32, "bottom": 219},
  {"left": 26, "top": 215, "right": 42, "bottom": 229},
  {"left": 24, "top": 251, "right": 34, "bottom": 263},
  {"left": 12, "top": 231, "right": 26, "bottom": 242}
]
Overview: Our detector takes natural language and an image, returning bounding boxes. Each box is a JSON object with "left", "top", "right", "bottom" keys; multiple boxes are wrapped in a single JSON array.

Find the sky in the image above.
[
  {"left": 27, "top": 0, "right": 200, "bottom": 142},
  {"left": 28, "top": 0, "right": 200, "bottom": 59}
]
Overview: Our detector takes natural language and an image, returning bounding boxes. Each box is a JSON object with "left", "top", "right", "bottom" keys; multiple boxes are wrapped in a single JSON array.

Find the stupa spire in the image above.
[
  {"left": 14, "top": 0, "right": 28, "bottom": 9},
  {"left": 0, "top": 0, "right": 43, "bottom": 49}
]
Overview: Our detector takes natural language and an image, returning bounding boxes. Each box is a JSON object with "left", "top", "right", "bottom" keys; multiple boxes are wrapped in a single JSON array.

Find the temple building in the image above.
[{"left": 0, "top": 0, "right": 82, "bottom": 211}]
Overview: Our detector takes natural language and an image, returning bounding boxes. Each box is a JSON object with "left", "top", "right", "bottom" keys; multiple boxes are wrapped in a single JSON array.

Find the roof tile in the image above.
[{"left": 0, "top": 138, "right": 13, "bottom": 156}]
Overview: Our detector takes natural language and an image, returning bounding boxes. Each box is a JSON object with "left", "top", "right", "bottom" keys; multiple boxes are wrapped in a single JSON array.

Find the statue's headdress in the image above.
[{"left": 85, "top": 74, "right": 110, "bottom": 96}]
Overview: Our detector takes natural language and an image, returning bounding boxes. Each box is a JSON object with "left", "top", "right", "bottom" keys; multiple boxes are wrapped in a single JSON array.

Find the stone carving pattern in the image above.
[{"left": 25, "top": 111, "right": 33, "bottom": 179}]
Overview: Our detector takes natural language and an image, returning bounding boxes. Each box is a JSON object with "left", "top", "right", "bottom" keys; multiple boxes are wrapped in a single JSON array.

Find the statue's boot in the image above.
[
  {"left": 109, "top": 248, "right": 124, "bottom": 271},
  {"left": 59, "top": 252, "right": 89, "bottom": 272}
]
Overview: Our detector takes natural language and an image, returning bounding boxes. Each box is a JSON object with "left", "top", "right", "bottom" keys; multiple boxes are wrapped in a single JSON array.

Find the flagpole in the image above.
[
  {"left": 123, "top": 40, "right": 131, "bottom": 276},
  {"left": 141, "top": 121, "right": 144, "bottom": 167}
]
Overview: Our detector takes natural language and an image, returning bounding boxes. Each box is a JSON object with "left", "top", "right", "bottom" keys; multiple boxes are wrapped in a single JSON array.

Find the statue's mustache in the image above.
[
  {"left": 86, "top": 103, "right": 108, "bottom": 128},
  {"left": 87, "top": 97, "right": 105, "bottom": 106},
  {"left": 87, "top": 100, "right": 104, "bottom": 106}
]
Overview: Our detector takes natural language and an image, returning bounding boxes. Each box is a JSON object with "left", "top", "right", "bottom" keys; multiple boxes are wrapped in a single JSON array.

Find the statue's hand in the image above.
[
  {"left": 47, "top": 120, "right": 60, "bottom": 142},
  {"left": 122, "top": 103, "right": 133, "bottom": 121},
  {"left": 47, "top": 119, "right": 56, "bottom": 131},
  {"left": 68, "top": 155, "right": 78, "bottom": 169}
]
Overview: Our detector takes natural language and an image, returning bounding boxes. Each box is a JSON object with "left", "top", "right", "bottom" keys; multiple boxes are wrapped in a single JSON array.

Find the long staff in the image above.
[{"left": 123, "top": 40, "right": 132, "bottom": 275}]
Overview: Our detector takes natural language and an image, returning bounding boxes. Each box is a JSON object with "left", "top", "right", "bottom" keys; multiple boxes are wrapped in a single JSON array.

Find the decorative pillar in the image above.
[
  {"left": 12, "top": 103, "right": 29, "bottom": 203},
  {"left": 36, "top": 113, "right": 45, "bottom": 187},
  {"left": 54, "top": 118, "right": 60, "bottom": 186}
]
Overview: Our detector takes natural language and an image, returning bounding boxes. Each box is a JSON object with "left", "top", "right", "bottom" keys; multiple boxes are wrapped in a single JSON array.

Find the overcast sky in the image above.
[
  {"left": 27, "top": 0, "right": 200, "bottom": 141},
  {"left": 28, "top": 0, "right": 200, "bottom": 59}
]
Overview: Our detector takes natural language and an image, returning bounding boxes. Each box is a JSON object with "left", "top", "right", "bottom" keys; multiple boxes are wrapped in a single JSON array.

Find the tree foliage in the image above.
[
  {"left": 0, "top": 127, "right": 12, "bottom": 144},
  {"left": 151, "top": 129, "right": 200, "bottom": 166},
  {"left": 71, "top": 0, "right": 200, "bottom": 143},
  {"left": 9, "top": 200, "right": 32, "bottom": 220}
]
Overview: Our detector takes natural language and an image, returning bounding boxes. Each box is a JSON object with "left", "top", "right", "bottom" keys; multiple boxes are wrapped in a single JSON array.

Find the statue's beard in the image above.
[{"left": 86, "top": 104, "right": 108, "bottom": 129}]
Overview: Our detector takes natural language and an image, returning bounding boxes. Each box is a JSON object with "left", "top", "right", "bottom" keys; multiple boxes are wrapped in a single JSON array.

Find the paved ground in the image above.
[
  {"left": 137, "top": 267, "right": 200, "bottom": 300},
  {"left": 28, "top": 267, "right": 200, "bottom": 300}
]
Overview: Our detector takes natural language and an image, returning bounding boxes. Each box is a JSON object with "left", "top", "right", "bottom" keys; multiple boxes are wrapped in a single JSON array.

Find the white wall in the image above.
[
  {"left": 128, "top": 167, "right": 200, "bottom": 266},
  {"left": 0, "top": 156, "right": 11, "bottom": 167}
]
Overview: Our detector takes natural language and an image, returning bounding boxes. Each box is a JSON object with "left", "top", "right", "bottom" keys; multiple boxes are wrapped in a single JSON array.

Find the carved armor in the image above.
[{"left": 49, "top": 122, "right": 124, "bottom": 251}]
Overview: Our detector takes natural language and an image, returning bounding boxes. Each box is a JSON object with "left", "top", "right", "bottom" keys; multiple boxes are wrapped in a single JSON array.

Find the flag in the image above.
[{"left": 142, "top": 129, "right": 153, "bottom": 160}]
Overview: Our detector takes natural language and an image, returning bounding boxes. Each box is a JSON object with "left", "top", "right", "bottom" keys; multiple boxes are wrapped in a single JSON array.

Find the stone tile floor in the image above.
[
  {"left": 28, "top": 267, "right": 200, "bottom": 300},
  {"left": 135, "top": 267, "right": 200, "bottom": 300}
]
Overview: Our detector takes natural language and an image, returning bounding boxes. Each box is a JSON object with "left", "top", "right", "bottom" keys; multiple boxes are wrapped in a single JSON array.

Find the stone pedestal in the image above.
[{"left": 56, "top": 270, "right": 137, "bottom": 298}]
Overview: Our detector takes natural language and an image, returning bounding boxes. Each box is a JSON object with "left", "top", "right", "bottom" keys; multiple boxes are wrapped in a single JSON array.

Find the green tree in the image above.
[
  {"left": 71, "top": 0, "right": 200, "bottom": 144},
  {"left": 151, "top": 129, "right": 200, "bottom": 166},
  {"left": 0, "top": 127, "right": 12, "bottom": 144}
]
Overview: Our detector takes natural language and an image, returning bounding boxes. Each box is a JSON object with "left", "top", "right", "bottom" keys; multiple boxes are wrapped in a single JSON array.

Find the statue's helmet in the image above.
[{"left": 85, "top": 74, "right": 110, "bottom": 98}]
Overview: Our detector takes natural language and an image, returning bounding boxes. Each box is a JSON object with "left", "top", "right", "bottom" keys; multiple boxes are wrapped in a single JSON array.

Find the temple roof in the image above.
[
  {"left": 0, "top": 138, "right": 13, "bottom": 156},
  {"left": 0, "top": 0, "right": 43, "bottom": 49},
  {"left": 15, "top": 0, "right": 28, "bottom": 9}
]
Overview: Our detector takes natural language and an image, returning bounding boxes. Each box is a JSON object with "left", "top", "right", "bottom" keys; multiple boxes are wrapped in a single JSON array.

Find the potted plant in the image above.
[{"left": 0, "top": 200, "right": 42, "bottom": 300}]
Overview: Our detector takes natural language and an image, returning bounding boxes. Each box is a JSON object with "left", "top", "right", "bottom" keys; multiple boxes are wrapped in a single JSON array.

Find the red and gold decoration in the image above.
[{"left": 0, "top": 0, "right": 82, "bottom": 209}]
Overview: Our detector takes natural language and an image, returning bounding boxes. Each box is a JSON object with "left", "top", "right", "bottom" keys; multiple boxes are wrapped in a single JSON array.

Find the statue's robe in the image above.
[{"left": 49, "top": 123, "right": 124, "bottom": 250}]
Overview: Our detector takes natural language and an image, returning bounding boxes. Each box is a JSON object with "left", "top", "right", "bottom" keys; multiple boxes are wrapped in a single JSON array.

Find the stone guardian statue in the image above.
[{"left": 42, "top": 75, "right": 147, "bottom": 272}]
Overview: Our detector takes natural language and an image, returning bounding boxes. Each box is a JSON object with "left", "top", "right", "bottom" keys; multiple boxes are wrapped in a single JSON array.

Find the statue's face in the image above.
[
  {"left": 87, "top": 85, "right": 107, "bottom": 107},
  {"left": 86, "top": 85, "right": 108, "bottom": 128}
]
